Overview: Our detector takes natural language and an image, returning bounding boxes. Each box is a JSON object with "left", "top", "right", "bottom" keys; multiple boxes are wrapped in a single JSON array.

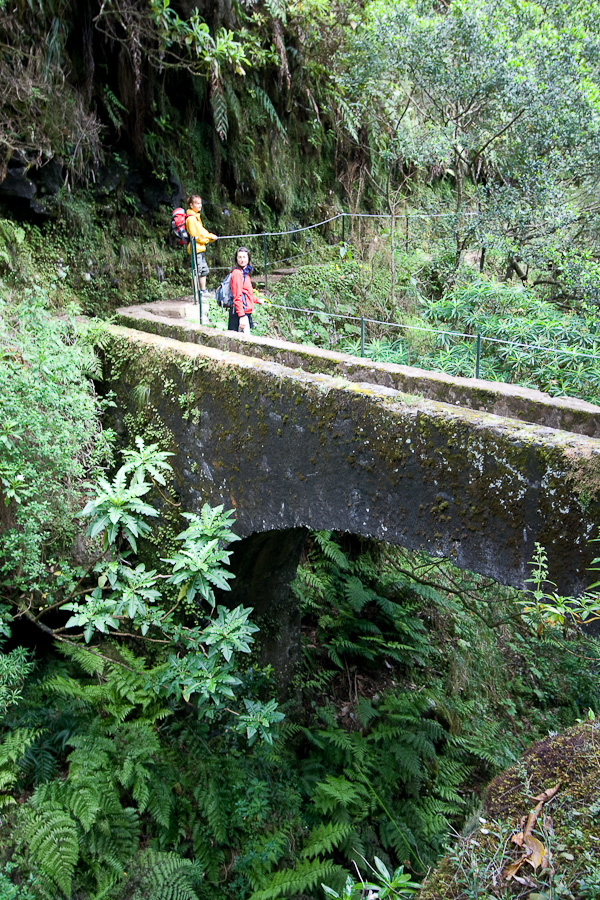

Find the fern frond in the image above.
[
  {"left": 343, "top": 576, "right": 374, "bottom": 612},
  {"left": 300, "top": 821, "right": 354, "bottom": 859},
  {"left": 0, "top": 726, "right": 40, "bottom": 765},
  {"left": 190, "top": 825, "right": 225, "bottom": 883},
  {"left": 356, "top": 696, "right": 379, "bottom": 728},
  {"left": 250, "top": 85, "right": 286, "bottom": 138},
  {"left": 22, "top": 804, "right": 78, "bottom": 897},
  {"left": 57, "top": 641, "right": 106, "bottom": 676},
  {"left": 210, "top": 74, "right": 228, "bottom": 141},
  {"left": 81, "top": 804, "right": 139, "bottom": 866},
  {"left": 224, "top": 79, "right": 243, "bottom": 135},
  {"left": 146, "top": 776, "right": 174, "bottom": 830},
  {"left": 332, "top": 93, "right": 359, "bottom": 143},
  {"left": 195, "top": 776, "right": 229, "bottom": 844},
  {"left": 314, "top": 531, "right": 350, "bottom": 570},
  {"left": 126, "top": 849, "right": 202, "bottom": 900},
  {"left": 249, "top": 859, "right": 339, "bottom": 900},
  {"left": 317, "top": 729, "right": 367, "bottom": 766},
  {"left": 313, "top": 775, "right": 367, "bottom": 815}
]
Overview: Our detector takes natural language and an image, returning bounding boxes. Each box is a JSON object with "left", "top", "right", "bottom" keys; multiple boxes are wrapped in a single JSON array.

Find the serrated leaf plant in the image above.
[{"left": 54, "top": 440, "right": 283, "bottom": 739}]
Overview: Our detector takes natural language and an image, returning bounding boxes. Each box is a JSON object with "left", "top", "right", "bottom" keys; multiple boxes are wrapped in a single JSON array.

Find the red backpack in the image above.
[{"left": 171, "top": 207, "right": 189, "bottom": 246}]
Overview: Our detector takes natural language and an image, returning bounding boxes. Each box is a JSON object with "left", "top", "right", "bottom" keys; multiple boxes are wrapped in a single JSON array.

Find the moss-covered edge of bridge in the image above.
[
  {"left": 115, "top": 310, "right": 600, "bottom": 439},
  {"left": 100, "top": 326, "right": 600, "bottom": 530}
]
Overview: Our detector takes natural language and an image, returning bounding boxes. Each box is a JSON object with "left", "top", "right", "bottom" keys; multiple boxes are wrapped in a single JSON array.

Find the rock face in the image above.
[
  {"left": 0, "top": 166, "right": 37, "bottom": 200},
  {"left": 0, "top": 154, "right": 183, "bottom": 218},
  {"left": 102, "top": 319, "right": 600, "bottom": 597}
]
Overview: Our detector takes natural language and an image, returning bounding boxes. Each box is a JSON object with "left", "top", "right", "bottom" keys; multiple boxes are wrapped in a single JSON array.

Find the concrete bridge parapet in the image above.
[
  {"left": 103, "top": 313, "right": 600, "bottom": 596},
  {"left": 116, "top": 300, "right": 600, "bottom": 439}
]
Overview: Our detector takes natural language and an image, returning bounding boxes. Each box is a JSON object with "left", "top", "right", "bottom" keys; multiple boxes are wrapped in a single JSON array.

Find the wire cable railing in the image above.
[
  {"left": 208, "top": 209, "right": 477, "bottom": 285},
  {"left": 260, "top": 300, "right": 600, "bottom": 379},
  {"left": 187, "top": 212, "right": 599, "bottom": 393}
]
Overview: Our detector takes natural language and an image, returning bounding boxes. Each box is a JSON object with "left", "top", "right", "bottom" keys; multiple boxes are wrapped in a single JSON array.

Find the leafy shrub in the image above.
[{"left": 0, "top": 287, "right": 112, "bottom": 590}]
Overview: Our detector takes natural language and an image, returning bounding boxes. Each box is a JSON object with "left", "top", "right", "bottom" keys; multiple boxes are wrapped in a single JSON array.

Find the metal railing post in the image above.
[
  {"left": 475, "top": 332, "right": 481, "bottom": 379},
  {"left": 190, "top": 237, "right": 207, "bottom": 324},
  {"left": 190, "top": 237, "right": 199, "bottom": 307},
  {"left": 361, "top": 317, "right": 365, "bottom": 357},
  {"left": 342, "top": 213, "right": 345, "bottom": 244},
  {"left": 263, "top": 233, "right": 268, "bottom": 292}
]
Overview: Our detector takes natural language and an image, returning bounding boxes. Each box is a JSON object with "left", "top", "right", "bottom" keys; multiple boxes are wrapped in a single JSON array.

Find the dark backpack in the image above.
[
  {"left": 171, "top": 207, "right": 189, "bottom": 246},
  {"left": 215, "top": 272, "right": 245, "bottom": 309}
]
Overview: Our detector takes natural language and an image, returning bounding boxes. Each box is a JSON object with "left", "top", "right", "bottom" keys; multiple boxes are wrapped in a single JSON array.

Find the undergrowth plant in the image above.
[
  {"left": 0, "top": 287, "right": 112, "bottom": 591},
  {"left": 250, "top": 531, "right": 600, "bottom": 900},
  {"left": 0, "top": 442, "right": 284, "bottom": 899},
  {"left": 264, "top": 261, "right": 600, "bottom": 405}
]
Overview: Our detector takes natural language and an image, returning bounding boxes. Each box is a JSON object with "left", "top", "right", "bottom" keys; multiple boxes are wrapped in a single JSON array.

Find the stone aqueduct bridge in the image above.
[{"left": 105, "top": 301, "right": 600, "bottom": 624}]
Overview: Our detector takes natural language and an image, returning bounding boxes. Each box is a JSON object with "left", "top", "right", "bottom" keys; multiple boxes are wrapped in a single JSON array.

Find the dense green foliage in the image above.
[
  {"left": 265, "top": 267, "right": 600, "bottom": 403},
  {"left": 0, "top": 289, "right": 110, "bottom": 588},
  {"left": 1, "top": 292, "right": 598, "bottom": 899},
  {"left": 1, "top": 0, "right": 600, "bottom": 897}
]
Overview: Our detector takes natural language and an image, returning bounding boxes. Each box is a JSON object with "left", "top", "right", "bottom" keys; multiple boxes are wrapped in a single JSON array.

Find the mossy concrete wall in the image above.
[
  {"left": 102, "top": 322, "right": 600, "bottom": 596},
  {"left": 116, "top": 301, "right": 600, "bottom": 438}
]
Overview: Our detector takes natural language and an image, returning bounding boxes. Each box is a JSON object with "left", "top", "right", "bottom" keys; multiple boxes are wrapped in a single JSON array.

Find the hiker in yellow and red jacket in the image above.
[{"left": 185, "top": 195, "right": 218, "bottom": 292}]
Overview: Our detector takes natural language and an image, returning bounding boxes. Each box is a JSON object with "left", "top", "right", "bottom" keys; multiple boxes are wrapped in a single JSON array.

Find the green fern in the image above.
[
  {"left": 103, "top": 86, "right": 127, "bottom": 129},
  {"left": 210, "top": 75, "right": 228, "bottom": 140},
  {"left": 249, "top": 858, "right": 340, "bottom": 900},
  {"left": 344, "top": 575, "right": 375, "bottom": 611},
  {"left": 264, "top": 0, "right": 287, "bottom": 22},
  {"left": 314, "top": 531, "right": 351, "bottom": 570},
  {"left": 300, "top": 821, "right": 354, "bottom": 859},
  {"left": 195, "top": 775, "right": 229, "bottom": 843},
  {"left": 0, "top": 727, "right": 39, "bottom": 807},
  {"left": 22, "top": 803, "right": 79, "bottom": 897},
  {"left": 224, "top": 79, "right": 243, "bottom": 135},
  {"left": 356, "top": 696, "right": 379, "bottom": 728},
  {"left": 116, "top": 849, "right": 202, "bottom": 900},
  {"left": 249, "top": 84, "right": 286, "bottom": 138},
  {"left": 313, "top": 775, "right": 368, "bottom": 816}
]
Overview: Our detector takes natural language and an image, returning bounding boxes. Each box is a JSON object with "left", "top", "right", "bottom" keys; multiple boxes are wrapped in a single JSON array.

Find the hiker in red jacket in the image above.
[{"left": 229, "top": 246, "right": 263, "bottom": 334}]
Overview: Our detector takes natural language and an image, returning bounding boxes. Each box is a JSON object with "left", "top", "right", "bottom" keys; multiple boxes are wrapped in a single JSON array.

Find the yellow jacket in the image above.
[{"left": 185, "top": 209, "right": 217, "bottom": 254}]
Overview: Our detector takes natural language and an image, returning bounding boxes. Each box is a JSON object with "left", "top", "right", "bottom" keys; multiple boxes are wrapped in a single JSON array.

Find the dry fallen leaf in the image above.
[
  {"left": 532, "top": 784, "right": 560, "bottom": 804},
  {"left": 513, "top": 873, "right": 536, "bottom": 887},
  {"left": 523, "top": 834, "right": 546, "bottom": 870},
  {"left": 502, "top": 859, "right": 525, "bottom": 880}
]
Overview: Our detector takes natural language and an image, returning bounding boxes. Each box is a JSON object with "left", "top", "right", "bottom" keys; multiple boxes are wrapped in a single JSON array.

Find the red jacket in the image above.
[{"left": 231, "top": 268, "right": 257, "bottom": 318}]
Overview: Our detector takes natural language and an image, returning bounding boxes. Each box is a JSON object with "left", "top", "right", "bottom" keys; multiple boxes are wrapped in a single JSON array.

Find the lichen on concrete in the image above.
[{"left": 100, "top": 323, "right": 600, "bottom": 596}]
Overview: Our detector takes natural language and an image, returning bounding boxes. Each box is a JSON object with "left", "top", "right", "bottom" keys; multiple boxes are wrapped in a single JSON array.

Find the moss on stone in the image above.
[{"left": 420, "top": 722, "right": 600, "bottom": 900}]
